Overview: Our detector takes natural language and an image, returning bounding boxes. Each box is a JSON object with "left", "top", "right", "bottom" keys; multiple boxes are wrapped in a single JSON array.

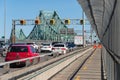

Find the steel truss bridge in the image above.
[{"left": 10, "top": 10, "right": 76, "bottom": 43}]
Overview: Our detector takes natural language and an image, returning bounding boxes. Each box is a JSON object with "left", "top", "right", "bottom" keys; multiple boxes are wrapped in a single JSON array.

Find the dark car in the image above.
[{"left": 66, "top": 42, "right": 75, "bottom": 50}]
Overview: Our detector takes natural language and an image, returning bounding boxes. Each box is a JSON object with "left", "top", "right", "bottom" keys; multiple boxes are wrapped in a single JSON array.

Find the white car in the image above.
[
  {"left": 26, "top": 42, "right": 39, "bottom": 51},
  {"left": 52, "top": 43, "right": 68, "bottom": 55},
  {"left": 40, "top": 43, "right": 53, "bottom": 52}
]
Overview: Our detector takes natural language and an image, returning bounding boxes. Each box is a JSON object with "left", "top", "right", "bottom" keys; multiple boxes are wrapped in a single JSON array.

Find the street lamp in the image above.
[
  {"left": 90, "top": 26, "right": 93, "bottom": 45},
  {"left": 82, "top": 10, "right": 85, "bottom": 47},
  {"left": 4, "top": 0, "right": 6, "bottom": 43}
]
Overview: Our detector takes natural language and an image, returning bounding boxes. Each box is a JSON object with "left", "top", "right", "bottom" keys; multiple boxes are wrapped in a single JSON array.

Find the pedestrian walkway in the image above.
[{"left": 74, "top": 49, "right": 102, "bottom": 80}]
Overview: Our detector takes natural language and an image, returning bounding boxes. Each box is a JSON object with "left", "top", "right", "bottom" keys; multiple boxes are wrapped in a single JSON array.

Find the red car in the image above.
[{"left": 5, "top": 45, "right": 40, "bottom": 66}]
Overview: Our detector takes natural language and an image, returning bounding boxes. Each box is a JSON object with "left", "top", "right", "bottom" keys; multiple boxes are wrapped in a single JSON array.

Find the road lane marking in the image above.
[
  {"left": 83, "top": 66, "right": 87, "bottom": 70},
  {"left": 75, "top": 76, "right": 80, "bottom": 80}
]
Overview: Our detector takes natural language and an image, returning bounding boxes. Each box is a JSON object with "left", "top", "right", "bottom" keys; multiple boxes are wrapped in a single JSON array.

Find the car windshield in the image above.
[
  {"left": 27, "top": 43, "right": 34, "bottom": 45},
  {"left": 30, "top": 46, "right": 36, "bottom": 53},
  {"left": 54, "top": 44, "right": 64, "bottom": 47},
  {"left": 9, "top": 46, "right": 28, "bottom": 52},
  {"left": 42, "top": 43, "right": 50, "bottom": 46}
]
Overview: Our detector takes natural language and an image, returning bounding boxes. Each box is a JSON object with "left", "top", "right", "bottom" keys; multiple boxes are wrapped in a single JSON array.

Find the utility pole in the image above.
[
  {"left": 66, "top": 28, "right": 68, "bottom": 42},
  {"left": 12, "top": 20, "right": 16, "bottom": 43},
  {"left": 90, "top": 26, "right": 93, "bottom": 45},
  {"left": 82, "top": 10, "right": 85, "bottom": 47}
]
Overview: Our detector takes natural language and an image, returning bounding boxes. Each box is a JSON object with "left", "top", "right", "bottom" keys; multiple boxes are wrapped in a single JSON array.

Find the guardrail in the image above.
[{"left": 0, "top": 53, "right": 53, "bottom": 73}]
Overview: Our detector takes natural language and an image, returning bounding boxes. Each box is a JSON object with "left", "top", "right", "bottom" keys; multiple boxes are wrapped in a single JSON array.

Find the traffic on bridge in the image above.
[{"left": 0, "top": 0, "right": 119, "bottom": 80}]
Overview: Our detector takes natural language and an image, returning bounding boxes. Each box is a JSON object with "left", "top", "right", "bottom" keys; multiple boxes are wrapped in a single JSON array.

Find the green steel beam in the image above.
[{"left": 10, "top": 10, "right": 75, "bottom": 42}]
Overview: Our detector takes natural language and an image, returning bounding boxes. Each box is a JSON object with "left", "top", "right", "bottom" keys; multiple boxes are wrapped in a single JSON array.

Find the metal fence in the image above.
[{"left": 77, "top": 0, "right": 120, "bottom": 80}]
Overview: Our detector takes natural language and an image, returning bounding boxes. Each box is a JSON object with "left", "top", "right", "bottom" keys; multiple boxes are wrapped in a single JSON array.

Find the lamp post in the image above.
[
  {"left": 90, "top": 26, "right": 92, "bottom": 45},
  {"left": 82, "top": 10, "right": 85, "bottom": 47},
  {"left": 4, "top": 0, "right": 6, "bottom": 43}
]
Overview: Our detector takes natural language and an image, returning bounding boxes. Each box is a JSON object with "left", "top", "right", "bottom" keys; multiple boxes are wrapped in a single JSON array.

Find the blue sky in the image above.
[{"left": 0, "top": 0, "right": 90, "bottom": 39}]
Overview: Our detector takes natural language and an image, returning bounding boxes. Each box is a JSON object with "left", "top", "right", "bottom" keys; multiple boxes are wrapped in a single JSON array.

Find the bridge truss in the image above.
[{"left": 10, "top": 10, "right": 90, "bottom": 43}]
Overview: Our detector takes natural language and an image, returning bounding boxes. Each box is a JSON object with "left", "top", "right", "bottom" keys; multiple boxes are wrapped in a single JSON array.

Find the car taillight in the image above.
[
  {"left": 49, "top": 46, "right": 51, "bottom": 48},
  {"left": 61, "top": 48, "right": 66, "bottom": 50},
  {"left": 52, "top": 48, "right": 55, "bottom": 50}
]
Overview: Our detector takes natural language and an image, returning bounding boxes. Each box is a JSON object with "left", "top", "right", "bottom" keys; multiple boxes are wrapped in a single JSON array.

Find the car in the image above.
[
  {"left": 40, "top": 43, "right": 53, "bottom": 52},
  {"left": 0, "top": 43, "right": 10, "bottom": 57},
  {"left": 26, "top": 42, "right": 39, "bottom": 50},
  {"left": 66, "top": 42, "right": 76, "bottom": 51},
  {"left": 52, "top": 43, "right": 68, "bottom": 55},
  {"left": 0, "top": 47, "right": 5, "bottom": 57},
  {"left": 5, "top": 44, "right": 40, "bottom": 66}
]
